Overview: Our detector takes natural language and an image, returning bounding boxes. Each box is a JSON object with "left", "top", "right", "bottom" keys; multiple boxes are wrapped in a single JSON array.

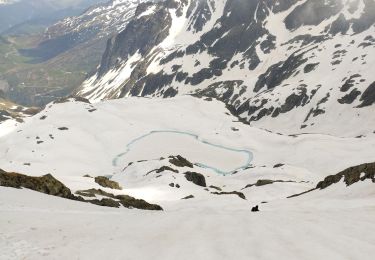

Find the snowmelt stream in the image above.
[{"left": 112, "top": 130, "right": 253, "bottom": 175}]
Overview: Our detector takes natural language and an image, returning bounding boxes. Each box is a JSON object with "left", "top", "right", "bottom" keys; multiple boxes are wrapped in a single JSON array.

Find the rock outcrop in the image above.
[
  {"left": 0, "top": 170, "right": 162, "bottom": 211},
  {"left": 317, "top": 162, "right": 375, "bottom": 189},
  {"left": 184, "top": 172, "right": 206, "bottom": 187},
  {"left": 76, "top": 188, "right": 163, "bottom": 211},
  {"left": 0, "top": 169, "right": 77, "bottom": 200},
  {"left": 211, "top": 191, "right": 246, "bottom": 200},
  {"left": 243, "top": 179, "right": 296, "bottom": 189},
  {"left": 95, "top": 176, "right": 122, "bottom": 190},
  {"left": 169, "top": 155, "right": 194, "bottom": 168},
  {"left": 288, "top": 162, "right": 375, "bottom": 198}
]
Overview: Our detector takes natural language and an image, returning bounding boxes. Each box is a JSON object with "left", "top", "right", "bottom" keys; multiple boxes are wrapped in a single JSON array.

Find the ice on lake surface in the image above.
[{"left": 113, "top": 130, "right": 253, "bottom": 175}]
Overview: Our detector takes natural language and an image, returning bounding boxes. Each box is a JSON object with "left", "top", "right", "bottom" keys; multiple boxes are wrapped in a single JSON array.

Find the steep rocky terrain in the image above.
[{"left": 78, "top": 0, "right": 375, "bottom": 135}]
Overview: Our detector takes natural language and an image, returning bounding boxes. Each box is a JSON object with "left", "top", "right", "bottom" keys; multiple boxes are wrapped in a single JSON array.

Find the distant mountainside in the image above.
[
  {"left": 0, "top": 0, "right": 145, "bottom": 107},
  {"left": 21, "top": 0, "right": 147, "bottom": 62},
  {"left": 0, "top": 0, "right": 107, "bottom": 34},
  {"left": 77, "top": 0, "right": 375, "bottom": 136}
]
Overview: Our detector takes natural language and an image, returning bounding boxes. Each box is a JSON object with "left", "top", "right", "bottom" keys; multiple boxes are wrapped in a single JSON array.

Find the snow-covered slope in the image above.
[
  {"left": 1, "top": 179, "right": 374, "bottom": 260},
  {"left": 0, "top": 96, "right": 374, "bottom": 259},
  {"left": 77, "top": 0, "right": 375, "bottom": 135},
  {"left": 0, "top": 96, "right": 374, "bottom": 194}
]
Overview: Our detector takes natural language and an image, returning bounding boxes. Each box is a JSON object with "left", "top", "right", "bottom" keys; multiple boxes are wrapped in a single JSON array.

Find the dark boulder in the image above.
[
  {"left": 184, "top": 172, "right": 206, "bottom": 187},
  {"left": 251, "top": 205, "right": 259, "bottom": 212},
  {"left": 181, "top": 195, "right": 194, "bottom": 200},
  {"left": 116, "top": 195, "right": 163, "bottom": 211},
  {"left": 0, "top": 170, "right": 76, "bottom": 200},
  {"left": 169, "top": 155, "right": 194, "bottom": 168}
]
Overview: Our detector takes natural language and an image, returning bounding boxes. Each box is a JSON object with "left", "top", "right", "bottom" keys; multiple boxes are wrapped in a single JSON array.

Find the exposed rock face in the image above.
[
  {"left": 0, "top": 170, "right": 162, "bottom": 210},
  {"left": 76, "top": 188, "right": 115, "bottom": 198},
  {"left": 116, "top": 195, "right": 163, "bottom": 211},
  {"left": 184, "top": 172, "right": 206, "bottom": 187},
  {"left": 90, "top": 198, "right": 121, "bottom": 208},
  {"left": 95, "top": 176, "right": 122, "bottom": 190},
  {"left": 288, "top": 162, "right": 375, "bottom": 198},
  {"left": 169, "top": 155, "right": 194, "bottom": 168},
  {"left": 316, "top": 162, "right": 375, "bottom": 189},
  {"left": 243, "top": 179, "right": 296, "bottom": 189},
  {"left": 76, "top": 188, "right": 163, "bottom": 211},
  {"left": 147, "top": 166, "right": 179, "bottom": 175},
  {"left": 358, "top": 81, "right": 375, "bottom": 107},
  {"left": 0, "top": 170, "right": 77, "bottom": 200},
  {"left": 181, "top": 195, "right": 194, "bottom": 200}
]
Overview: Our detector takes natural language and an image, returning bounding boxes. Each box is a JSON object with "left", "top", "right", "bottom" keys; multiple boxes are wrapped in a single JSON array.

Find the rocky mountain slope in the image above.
[{"left": 77, "top": 0, "right": 375, "bottom": 135}]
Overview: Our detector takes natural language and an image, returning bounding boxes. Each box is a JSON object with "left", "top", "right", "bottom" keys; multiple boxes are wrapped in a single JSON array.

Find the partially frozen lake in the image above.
[{"left": 113, "top": 130, "right": 253, "bottom": 175}]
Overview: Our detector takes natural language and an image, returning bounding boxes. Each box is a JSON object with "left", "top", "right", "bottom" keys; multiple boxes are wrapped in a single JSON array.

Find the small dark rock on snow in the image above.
[
  {"left": 181, "top": 195, "right": 194, "bottom": 200},
  {"left": 251, "top": 205, "right": 259, "bottom": 212},
  {"left": 169, "top": 155, "right": 194, "bottom": 168},
  {"left": 184, "top": 172, "right": 206, "bottom": 187}
]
